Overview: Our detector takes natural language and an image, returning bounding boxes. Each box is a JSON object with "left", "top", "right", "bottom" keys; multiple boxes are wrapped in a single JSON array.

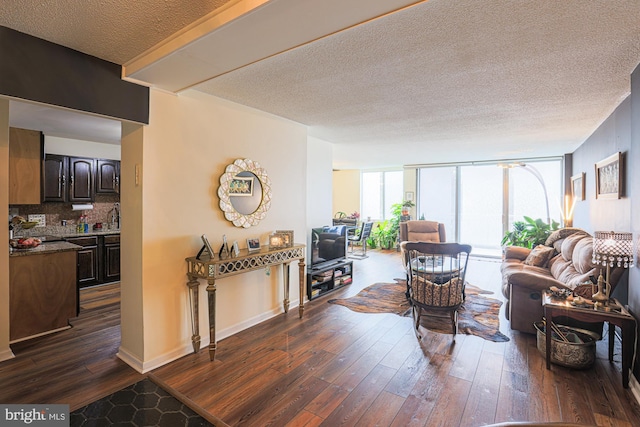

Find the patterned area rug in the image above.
[{"left": 328, "top": 279, "right": 509, "bottom": 342}]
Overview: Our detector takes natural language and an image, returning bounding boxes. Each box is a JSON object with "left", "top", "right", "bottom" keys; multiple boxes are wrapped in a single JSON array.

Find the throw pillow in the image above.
[{"left": 524, "top": 245, "right": 556, "bottom": 267}]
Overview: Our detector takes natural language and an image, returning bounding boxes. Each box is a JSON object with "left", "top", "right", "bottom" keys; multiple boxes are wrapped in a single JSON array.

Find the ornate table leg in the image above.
[
  {"left": 282, "top": 261, "right": 291, "bottom": 313},
  {"left": 206, "top": 277, "right": 217, "bottom": 361},
  {"left": 298, "top": 259, "right": 306, "bottom": 318},
  {"left": 187, "top": 274, "right": 201, "bottom": 353}
]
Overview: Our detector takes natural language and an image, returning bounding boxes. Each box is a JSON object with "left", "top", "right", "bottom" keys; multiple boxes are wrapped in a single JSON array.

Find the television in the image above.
[{"left": 310, "top": 225, "right": 348, "bottom": 270}]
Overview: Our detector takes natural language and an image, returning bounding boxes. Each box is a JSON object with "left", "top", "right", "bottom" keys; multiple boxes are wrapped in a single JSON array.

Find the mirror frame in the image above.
[{"left": 218, "top": 158, "right": 272, "bottom": 228}]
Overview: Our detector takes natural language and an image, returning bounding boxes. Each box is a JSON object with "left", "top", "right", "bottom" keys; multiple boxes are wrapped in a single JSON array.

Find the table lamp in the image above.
[{"left": 592, "top": 231, "right": 634, "bottom": 308}]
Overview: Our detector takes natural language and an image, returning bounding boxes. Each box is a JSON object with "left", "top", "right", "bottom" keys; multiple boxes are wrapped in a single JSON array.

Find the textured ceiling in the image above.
[
  {"left": 194, "top": 0, "right": 640, "bottom": 169},
  {"left": 0, "top": 0, "right": 232, "bottom": 64},
  {"left": 2, "top": 0, "right": 640, "bottom": 169}
]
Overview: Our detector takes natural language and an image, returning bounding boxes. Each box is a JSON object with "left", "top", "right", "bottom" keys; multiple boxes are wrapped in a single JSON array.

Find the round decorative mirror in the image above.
[{"left": 218, "top": 159, "right": 272, "bottom": 228}]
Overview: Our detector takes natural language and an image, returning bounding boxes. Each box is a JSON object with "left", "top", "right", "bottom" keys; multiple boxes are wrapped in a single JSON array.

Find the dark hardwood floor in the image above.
[{"left": 2, "top": 250, "right": 640, "bottom": 426}]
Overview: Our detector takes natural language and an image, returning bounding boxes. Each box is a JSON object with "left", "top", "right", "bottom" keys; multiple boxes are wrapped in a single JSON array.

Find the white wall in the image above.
[
  {"left": 118, "top": 89, "right": 309, "bottom": 370},
  {"left": 307, "top": 136, "right": 334, "bottom": 233},
  {"left": 45, "top": 136, "right": 121, "bottom": 159},
  {"left": 332, "top": 170, "right": 360, "bottom": 218}
]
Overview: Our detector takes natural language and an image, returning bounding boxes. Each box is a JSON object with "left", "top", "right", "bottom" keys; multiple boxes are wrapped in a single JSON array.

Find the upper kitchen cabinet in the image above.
[
  {"left": 42, "top": 154, "right": 68, "bottom": 202},
  {"left": 69, "top": 157, "right": 95, "bottom": 202},
  {"left": 9, "top": 127, "right": 43, "bottom": 205},
  {"left": 96, "top": 159, "right": 120, "bottom": 194},
  {"left": 43, "top": 155, "right": 95, "bottom": 202}
]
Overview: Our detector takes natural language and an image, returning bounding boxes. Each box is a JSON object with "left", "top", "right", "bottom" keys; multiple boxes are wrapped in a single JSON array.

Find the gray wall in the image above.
[
  {"left": 571, "top": 97, "right": 631, "bottom": 232},
  {"left": 629, "top": 64, "right": 640, "bottom": 381},
  {"left": 572, "top": 62, "right": 640, "bottom": 381}
]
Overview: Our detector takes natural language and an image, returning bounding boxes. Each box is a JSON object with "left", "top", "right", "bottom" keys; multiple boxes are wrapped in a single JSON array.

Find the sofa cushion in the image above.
[
  {"left": 573, "top": 237, "right": 595, "bottom": 274},
  {"left": 560, "top": 232, "right": 588, "bottom": 261},
  {"left": 524, "top": 245, "right": 555, "bottom": 267},
  {"left": 544, "top": 227, "right": 587, "bottom": 246}
]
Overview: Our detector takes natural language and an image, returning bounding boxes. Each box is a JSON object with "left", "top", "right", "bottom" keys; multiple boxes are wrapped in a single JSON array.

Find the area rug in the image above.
[
  {"left": 328, "top": 279, "right": 510, "bottom": 342},
  {"left": 70, "top": 377, "right": 222, "bottom": 426}
]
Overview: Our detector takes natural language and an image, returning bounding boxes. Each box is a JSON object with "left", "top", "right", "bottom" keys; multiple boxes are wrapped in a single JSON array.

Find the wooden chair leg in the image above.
[
  {"left": 412, "top": 305, "right": 422, "bottom": 339},
  {"left": 450, "top": 310, "right": 458, "bottom": 336}
]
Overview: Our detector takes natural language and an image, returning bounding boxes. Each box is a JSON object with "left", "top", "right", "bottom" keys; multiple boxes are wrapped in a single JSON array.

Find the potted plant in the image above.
[
  {"left": 401, "top": 200, "right": 415, "bottom": 216},
  {"left": 501, "top": 216, "right": 560, "bottom": 249}
]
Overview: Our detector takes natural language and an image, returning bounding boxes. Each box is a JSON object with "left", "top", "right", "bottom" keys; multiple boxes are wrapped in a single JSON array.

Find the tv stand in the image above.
[{"left": 307, "top": 259, "right": 353, "bottom": 300}]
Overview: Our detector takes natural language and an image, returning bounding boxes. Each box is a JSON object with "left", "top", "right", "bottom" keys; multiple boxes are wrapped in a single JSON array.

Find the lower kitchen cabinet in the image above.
[
  {"left": 103, "top": 234, "right": 121, "bottom": 282},
  {"left": 65, "top": 234, "right": 120, "bottom": 288},
  {"left": 66, "top": 236, "right": 99, "bottom": 287}
]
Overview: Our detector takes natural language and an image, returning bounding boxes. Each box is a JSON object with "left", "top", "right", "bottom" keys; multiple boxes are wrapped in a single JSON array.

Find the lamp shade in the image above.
[{"left": 592, "top": 231, "right": 634, "bottom": 268}]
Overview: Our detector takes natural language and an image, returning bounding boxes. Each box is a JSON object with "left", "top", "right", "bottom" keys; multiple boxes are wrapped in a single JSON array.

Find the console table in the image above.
[
  {"left": 186, "top": 244, "right": 305, "bottom": 360},
  {"left": 542, "top": 291, "right": 636, "bottom": 388}
]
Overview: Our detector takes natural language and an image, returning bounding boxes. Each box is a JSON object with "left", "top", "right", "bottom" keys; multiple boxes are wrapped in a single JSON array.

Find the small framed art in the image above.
[
  {"left": 229, "top": 176, "right": 254, "bottom": 197},
  {"left": 276, "top": 230, "right": 294, "bottom": 247},
  {"left": 595, "top": 152, "right": 622, "bottom": 199},
  {"left": 571, "top": 172, "right": 585, "bottom": 201},
  {"left": 269, "top": 231, "right": 292, "bottom": 249},
  {"left": 247, "top": 237, "right": 261, "bottom": 252}
]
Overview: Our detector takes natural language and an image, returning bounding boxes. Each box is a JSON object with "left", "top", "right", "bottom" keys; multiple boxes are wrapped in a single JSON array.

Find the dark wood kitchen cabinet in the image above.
[
  {"left": 103, "top": 234, "right": 121, "bottom": 282},
  {"left": 66, "top": 236, "right": 99, "bottom": 288},
  {"left": 96, "top": 159, "right": 120, "bottom": 194},
  {"left": 42, "top": 154, "right": 68, "bottom": 202},
  {"left": 66, "top": 234, "right": 120, "bottom": 288},
  {"left": 43, "top": 155, "right": 96, "bottom": 202},
  {"left": 69, "top": 157, "right": 95, "bottom": 202}
]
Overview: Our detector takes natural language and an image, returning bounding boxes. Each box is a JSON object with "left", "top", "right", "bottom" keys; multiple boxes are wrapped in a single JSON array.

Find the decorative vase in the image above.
[{"left": 591, "top": 273, "right": 610, "bottom": 309}]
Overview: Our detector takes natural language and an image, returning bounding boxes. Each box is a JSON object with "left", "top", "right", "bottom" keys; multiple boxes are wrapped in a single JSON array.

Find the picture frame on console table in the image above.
[
  {"left": 269, "top": 231, "right": 293, "bottom": 249},
  {"left": 247, "top": 237, "right": 261, "bottom": 252},
  {"left": 276, "top": 230, "right": 294, "bottom": 247},
  {"left": 595, "top": 152, "right": 622, "bottom": 199},
  {"left": 571, "top": 172, "right": 585, "bottom": 201}
]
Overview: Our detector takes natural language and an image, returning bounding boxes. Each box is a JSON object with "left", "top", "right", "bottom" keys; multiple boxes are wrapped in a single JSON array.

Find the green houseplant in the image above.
[{"left": 501, "top": 216, "right": 559, "bottom": 248}]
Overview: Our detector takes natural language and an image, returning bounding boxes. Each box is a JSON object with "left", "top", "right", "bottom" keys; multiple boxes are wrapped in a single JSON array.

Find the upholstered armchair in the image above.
[{"left": 399, "top": 220, "right": 446, "bottom": 243}]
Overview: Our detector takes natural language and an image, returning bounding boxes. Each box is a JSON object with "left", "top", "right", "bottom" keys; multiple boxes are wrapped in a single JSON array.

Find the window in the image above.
[
  {"left": 417, "top": 159, "right": 562, "bottom": 255},
  {"left": 361, "top": 170, "right": 403, "bottom": 221}
]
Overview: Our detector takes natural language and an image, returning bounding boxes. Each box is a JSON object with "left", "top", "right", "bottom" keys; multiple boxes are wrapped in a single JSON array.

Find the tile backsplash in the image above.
[{"left": 10, "top": 194, "right": 120, "bottom": 228}]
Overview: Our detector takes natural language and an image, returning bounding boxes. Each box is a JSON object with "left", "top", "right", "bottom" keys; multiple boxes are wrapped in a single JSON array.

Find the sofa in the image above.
[{"left": 501, "top": 228, "right": 624, "bottom": 334}]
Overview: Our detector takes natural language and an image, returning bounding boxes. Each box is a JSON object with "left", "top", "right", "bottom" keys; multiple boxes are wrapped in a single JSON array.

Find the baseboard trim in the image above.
[
  {"left": 0, "top": 348, "right": 15, "bottom": 363},
  {"left": 630, "top": 374, "right": 640, "bottom": 405},
  {"left": 116, "top": 346, "right": 144, "bottom": 373},
  {"left": 117, "top": 301, "right": 300, "bottom": 373}
]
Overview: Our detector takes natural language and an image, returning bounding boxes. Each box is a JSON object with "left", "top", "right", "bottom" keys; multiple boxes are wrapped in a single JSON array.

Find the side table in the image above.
[{"left": 542, "top": 291, "right": 636, "bottom": 388}]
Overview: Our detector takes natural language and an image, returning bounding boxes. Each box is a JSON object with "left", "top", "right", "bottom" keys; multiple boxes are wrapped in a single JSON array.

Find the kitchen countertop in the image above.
[{"left": 9, "top": 241, "right": 82, "bottom": 257}]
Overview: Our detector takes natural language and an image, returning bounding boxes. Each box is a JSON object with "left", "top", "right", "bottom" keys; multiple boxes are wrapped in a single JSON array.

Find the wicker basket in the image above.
[{"left": 534, "top": 321, "right": 599, "bottom": 369}]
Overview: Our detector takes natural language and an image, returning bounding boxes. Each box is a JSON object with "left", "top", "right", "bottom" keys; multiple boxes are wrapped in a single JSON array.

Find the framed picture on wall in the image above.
[
  {"left": 571, "top": 172, "right": 585, "bottom": 201},
  {"left": 595, "top": 152, "right": 622, "bottom": 199}
]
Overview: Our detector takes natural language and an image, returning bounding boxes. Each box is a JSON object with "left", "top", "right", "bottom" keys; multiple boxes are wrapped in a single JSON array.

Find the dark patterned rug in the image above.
[
  {"left": 70, "top": 377, "right": 223, "bottom": 426},
  {"left": 328, "top": 279, "right": 510, "bottom": 342}
]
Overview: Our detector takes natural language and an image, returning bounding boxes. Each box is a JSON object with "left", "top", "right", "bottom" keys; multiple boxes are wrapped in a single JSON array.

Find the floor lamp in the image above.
[{"left": 499, "top": 162, "right": 551, "bottom": 225}]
